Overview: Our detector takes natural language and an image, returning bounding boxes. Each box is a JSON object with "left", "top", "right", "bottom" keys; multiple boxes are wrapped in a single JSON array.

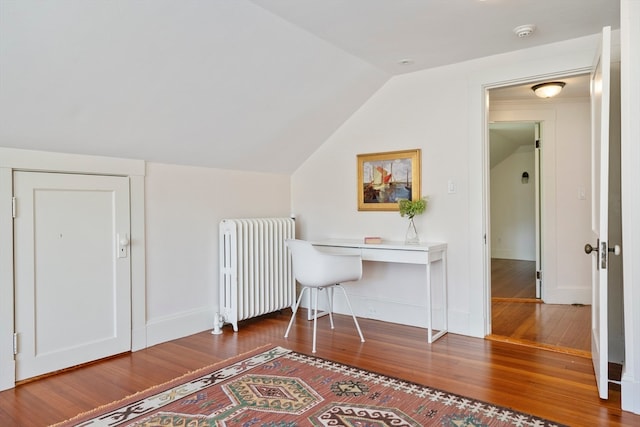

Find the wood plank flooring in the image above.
[
  {"left": 1, "top": 310, "right": 638, "bottom": 426},
  {"left": 491, "top": 258, "right": 537, "bottom": 299},
  {"left": 491, "top": 258, "right": 591, "bottom": 355},
  {"left": 490, "top": 301, "right": 591, "bottom": 356}
]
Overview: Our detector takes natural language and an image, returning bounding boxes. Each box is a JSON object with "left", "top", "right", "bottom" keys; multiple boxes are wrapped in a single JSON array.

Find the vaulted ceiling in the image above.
[{"left": 0, "top": 1, "right": 619, "bottom": 173}]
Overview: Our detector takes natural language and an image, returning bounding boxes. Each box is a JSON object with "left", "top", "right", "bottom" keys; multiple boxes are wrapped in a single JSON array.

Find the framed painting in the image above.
[{"left": 357, "top": 149, "right": 421, "bottom": 211}]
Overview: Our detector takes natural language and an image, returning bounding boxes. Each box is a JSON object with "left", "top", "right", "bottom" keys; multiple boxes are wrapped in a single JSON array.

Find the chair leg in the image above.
[
  {"left": 336, "top": 285, "right": 365, "bottom": 343},
  {"left": 326, "top": 286, "right": 335, "bottom": 330},
  {"left": 284, "top": 286, "right": 308, "bottom": 338},
  {"left": 312, "top": 287, "right": 319, "bottom": 353}
]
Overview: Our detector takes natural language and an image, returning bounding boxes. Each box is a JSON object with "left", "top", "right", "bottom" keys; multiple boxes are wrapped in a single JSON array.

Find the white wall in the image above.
[
  {"left": 144, "top": 162, "right": 291, "bottom": 345},
  {"left": 292, "top": 67, "right": 471, "bottom": 330},
  {"left": 490, "top": 146, "right": 536, "bottom": 261},
  {"left": 292, "top": 34, "right": 601, "bottom": 337}
]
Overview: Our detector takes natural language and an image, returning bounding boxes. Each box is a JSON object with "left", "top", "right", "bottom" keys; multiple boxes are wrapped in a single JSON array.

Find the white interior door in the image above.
[
  {"left": 588, "top": 26, "right": 611, "bottom": 400},
  {"left": 14, "top": 171, "right": 131, "bottom": 381}
]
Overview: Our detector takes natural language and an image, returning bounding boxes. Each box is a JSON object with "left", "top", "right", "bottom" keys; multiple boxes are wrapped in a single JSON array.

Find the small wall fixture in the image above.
[
  {"left": 521, "top": 172, "right": 529, "bottom": 184},
  {"left": 532, "top": 81, "right": 566, "bottom": 98}
]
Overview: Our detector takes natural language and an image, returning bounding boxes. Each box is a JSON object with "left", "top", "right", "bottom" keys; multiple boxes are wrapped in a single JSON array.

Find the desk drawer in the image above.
[
  {"left": 315, "top": 245, "right": 360, "bottom": 256},
  {"left": 361, "top": 248, "right": 426, "bottom": 264}
]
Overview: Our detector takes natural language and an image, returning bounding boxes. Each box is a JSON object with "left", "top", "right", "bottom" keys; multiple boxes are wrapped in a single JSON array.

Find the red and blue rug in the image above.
[{"left": 55, "top": 346, "right": 565, "bottom": 427}]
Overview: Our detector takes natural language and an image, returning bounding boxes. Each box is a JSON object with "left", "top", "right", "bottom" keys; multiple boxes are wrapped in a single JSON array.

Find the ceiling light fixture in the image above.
[{"left": 532, "top": 81, "right": 566, "bottom": 98}]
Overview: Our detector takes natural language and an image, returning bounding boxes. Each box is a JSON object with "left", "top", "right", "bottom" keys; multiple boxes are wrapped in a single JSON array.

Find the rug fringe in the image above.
[{"left": 49, "top": 343, "right": 278, "bottom": 427}]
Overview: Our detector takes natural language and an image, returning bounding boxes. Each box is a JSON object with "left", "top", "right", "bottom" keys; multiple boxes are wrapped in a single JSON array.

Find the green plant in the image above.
[{"left": 398, "top": 197, "right": 427, "bottom": 219}]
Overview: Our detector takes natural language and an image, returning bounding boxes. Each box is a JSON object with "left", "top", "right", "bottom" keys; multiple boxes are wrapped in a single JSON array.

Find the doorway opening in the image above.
[
  {"left": 485, "top": 75, "right": 592, "bottom": 357},
  {"left": 489, "top": 121, "right": 540, "bottom": 302}
]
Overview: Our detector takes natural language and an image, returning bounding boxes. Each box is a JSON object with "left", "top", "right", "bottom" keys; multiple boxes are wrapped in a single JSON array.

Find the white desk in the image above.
[{"left": 312, "top": 239, "right": 448, "bottom": 343}]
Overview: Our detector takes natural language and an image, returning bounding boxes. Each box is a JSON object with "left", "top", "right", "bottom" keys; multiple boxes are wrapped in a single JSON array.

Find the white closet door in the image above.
[{"left": 14, "top": 171, "right": 131, "bottom": 381}]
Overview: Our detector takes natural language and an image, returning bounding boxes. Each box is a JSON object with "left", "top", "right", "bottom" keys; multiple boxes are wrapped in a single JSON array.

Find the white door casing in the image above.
[
  {"left": 14, "top": 171, "right": 131, "bottom": 381},
  {"left": 534, "top": 122, "right": 542, "bottom": 299},
  {"left": 588, "top": 26, "right": 611, "bottom": 400}
]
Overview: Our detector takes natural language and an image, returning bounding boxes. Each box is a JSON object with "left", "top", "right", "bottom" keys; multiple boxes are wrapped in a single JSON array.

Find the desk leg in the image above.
[
  {"left": 442, "top": 251, "right": 448, "bottom": 335},
  {"left": 426, "top": 261, "right": 433, "bottom": 343},
  {"left": 427, "top": 251, "right": 448, "bottom": 343}
]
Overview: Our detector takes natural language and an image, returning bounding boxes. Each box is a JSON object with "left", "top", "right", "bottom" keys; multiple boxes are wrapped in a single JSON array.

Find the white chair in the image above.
[{"left": 284, "top": 239, "right": 365, "bottom": 353}]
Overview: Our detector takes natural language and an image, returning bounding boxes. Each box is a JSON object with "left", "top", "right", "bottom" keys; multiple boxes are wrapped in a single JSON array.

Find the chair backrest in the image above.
[{"left": 285, "top": 239, "right": 362, "bottom": 287}]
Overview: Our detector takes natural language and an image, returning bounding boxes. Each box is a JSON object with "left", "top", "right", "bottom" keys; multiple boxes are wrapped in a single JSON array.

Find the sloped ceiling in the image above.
[
  {"left": 0, "top": 1, "right": 619, "bottom": 173},
  {"left": 489, "top": 122, "right": 536, "bottom": 169}
]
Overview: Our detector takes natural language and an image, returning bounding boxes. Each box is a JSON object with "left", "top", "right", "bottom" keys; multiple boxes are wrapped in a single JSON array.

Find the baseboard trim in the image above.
[
  {"left": 492, "top": 297, "right": 542, "bottom": 303},
  {"left": 621, "top": 370, "right": 640, "bottom": 414},
  {"left": 145, "top": 307, "right": 213, "bottom": 347},
  {"left": 302, "top": 294, "right": 430, "bottom": 329}
]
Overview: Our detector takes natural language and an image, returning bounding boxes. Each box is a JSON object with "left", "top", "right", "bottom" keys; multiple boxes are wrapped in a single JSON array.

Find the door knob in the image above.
[
  {"left": 608, "top": 245, "right": 621, "bottom": 255},
  {"left": 584, "top": 243, "right": 598, "bottom": 254},
  {"left": 117, "top": 233, "right": 129, "bottom": 258}
]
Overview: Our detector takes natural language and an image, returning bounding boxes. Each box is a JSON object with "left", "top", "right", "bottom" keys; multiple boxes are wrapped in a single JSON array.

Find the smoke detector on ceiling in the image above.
[{"left": 513, "top": 24, "right": 536, "bottom": 38}]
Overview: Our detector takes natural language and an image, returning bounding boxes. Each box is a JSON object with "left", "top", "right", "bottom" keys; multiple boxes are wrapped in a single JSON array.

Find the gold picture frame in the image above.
[{"left": 357, "top": 149, "right": 421, "bottom": 211}]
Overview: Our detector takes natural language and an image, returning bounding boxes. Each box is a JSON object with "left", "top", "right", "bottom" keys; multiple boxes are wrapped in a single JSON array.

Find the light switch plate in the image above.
[{"left": 448, "top": 180, "right": 457, "bottom": 194}]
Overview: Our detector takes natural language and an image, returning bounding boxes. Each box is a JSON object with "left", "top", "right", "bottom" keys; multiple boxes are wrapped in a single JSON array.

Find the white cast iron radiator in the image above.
[{"left": 213, "top": 217, "right": 295, "bottom": 334}]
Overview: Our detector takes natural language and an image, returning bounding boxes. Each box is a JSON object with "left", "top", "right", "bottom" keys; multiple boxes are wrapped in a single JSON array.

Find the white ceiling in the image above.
[
  {"left": 0, "top": 1, "right": 619, "bottom": 173},
  {"left": 251, "top": 0, "right": 619, "bottom": 74}
]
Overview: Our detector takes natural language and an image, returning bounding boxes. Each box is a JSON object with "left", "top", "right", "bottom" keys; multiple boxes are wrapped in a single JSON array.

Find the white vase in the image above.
[{"left": 405, "top": 217, "right": 419, "bottom": 244}]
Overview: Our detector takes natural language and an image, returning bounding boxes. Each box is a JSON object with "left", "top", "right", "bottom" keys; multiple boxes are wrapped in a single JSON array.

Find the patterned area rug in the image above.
[{"left": 55, "top": 346, "right": 565, "bottom": 427}]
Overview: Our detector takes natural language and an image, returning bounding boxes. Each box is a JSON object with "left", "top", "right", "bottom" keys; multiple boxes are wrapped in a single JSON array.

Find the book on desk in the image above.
[{"left": 363, "top": 236, "right": 382, "bottom": 244}]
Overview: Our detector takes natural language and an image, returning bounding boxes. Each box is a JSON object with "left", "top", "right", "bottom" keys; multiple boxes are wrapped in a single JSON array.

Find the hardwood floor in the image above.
[
  {"left": 490, "top": 301, "right": 591, "bottom": 356},
  {"left": 491, "top": 258, "right": 537, "bottom": 299},
  {"left": 491, "top": 258, "right": 591, "bottom": 354},
  {"left": 1, "top": 311, "right": 638, "bottom": 426}
]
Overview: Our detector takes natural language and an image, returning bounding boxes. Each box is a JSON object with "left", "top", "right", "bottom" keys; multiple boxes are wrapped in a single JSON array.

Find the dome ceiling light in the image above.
[{"left": 532, "top": 81, "right": 566, "bottom": 98}]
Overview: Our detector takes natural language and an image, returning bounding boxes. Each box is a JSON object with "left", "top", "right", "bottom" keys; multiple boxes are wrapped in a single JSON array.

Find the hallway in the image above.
[{"left": 490, "top": 258, "right": 591, "bottom": 356}]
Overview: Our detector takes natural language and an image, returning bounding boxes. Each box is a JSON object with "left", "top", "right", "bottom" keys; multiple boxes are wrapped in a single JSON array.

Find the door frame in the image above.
[
  {"left": 477, "top": 69, "right": 592, "bottom": 337},
  {"left": 0, "top": 147, "right": 147, "bottom": 391}
]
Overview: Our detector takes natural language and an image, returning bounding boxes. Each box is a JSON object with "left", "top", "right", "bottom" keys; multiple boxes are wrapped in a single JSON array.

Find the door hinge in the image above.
[
  {"left": 12, "top": 197, "right": 16, "bottom": 218},
  {"left": 536, "top": 270, "right": 542, "bottom": 280},
  {"left": 13, "top": 332, "right": 18, "bottom": 355},
  {"left": 535, "top": 140, "right": 540, "bottom": 149}
]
